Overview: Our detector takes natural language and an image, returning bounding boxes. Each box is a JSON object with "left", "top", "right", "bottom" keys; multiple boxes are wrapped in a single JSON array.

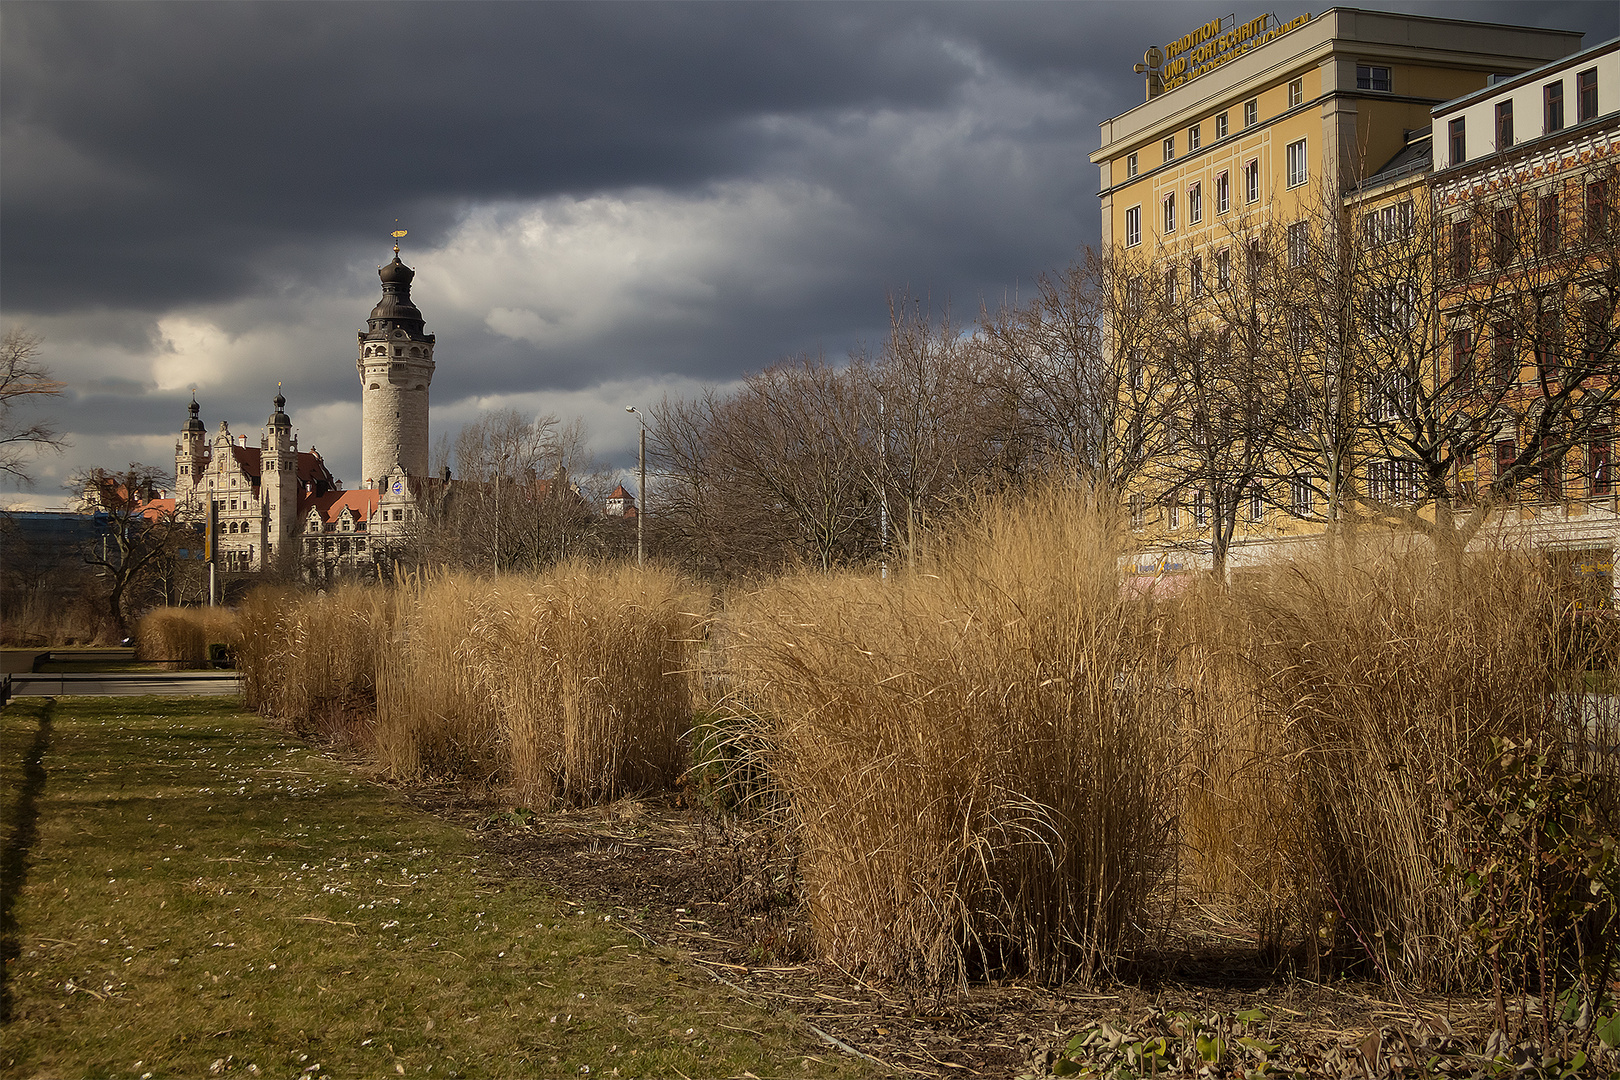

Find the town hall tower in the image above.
[{"left": 357, "top": 240, "right": 435, "bottom": 488}]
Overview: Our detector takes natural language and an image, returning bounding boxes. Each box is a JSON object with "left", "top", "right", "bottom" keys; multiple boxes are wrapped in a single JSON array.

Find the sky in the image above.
[{"left": 3, "top": 1, "right": 1615, "bottom": 507}]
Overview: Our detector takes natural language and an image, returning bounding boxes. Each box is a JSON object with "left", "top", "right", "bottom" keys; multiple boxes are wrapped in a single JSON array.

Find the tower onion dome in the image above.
[
  {"left": 368, "top": 254, "right": 425, "bottom": 333},
  {"left": 185, "top": 397, "right": 205, "bottom": 434},
  {"left": 268, "top": 392, "right": 290, "bottom": 428}
]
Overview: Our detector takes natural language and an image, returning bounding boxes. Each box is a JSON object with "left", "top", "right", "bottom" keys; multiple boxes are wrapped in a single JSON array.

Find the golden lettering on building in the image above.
[{"left": 1159, "top": 11, "right": 1312, "bottom": 92}]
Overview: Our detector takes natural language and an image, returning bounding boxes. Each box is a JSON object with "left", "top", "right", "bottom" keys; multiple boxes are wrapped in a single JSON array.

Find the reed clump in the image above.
[
  {"left": 471, "top": 562, "right": 702, "bottom": 807},
  {"left": 236, "top": 584, "right": 394, "bottom": 744},
  {"left": 374, "top": 572, "right": 500, "bottom": 781},
  {"left": 1178, "top": 542, "right": 1615, "bottom": 988},
  {"left": 134, "top": 606, "right": 241, "bottom": 669},
  {"left": 722, "top": 484, "right": 1180, "bottom": 989}
]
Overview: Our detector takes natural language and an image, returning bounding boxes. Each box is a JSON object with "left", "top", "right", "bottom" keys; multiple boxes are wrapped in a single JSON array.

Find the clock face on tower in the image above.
[{"left": 392, "top": 480, "right": 403, "bottom": 494}]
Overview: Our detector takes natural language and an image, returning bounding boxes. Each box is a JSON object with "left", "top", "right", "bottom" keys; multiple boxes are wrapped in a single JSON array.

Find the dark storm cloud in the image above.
[
  {"left": 3, "top": 0, "right": 1616, "bottom": 498},
  {"left": 6, "top": 1, "right": 1613, "bottom": 315}
]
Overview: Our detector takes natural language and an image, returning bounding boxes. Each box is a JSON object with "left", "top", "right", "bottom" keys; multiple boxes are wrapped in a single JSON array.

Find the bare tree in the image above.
[
  {"left": 1, "top": 327, "right": 67, "bottom": 485},
  {"left": 1309, "top": 164, "right": 1620, "bottom": 568},
  {"left": 72, "top": 464, "right": 188, "bottom": 634},
  {"left": 979, "top": 248, "right": 1171, "bottom": 492}
]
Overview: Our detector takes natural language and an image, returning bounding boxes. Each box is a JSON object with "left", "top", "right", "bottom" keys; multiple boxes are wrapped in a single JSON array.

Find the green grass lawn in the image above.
[{"left": 0, "top": 697, "right": 866, "bottom": 1079}]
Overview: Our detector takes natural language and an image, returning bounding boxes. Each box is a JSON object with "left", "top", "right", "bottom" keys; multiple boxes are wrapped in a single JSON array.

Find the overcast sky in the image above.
[{"left": 3, "top": 1, "right": 1615, "bottom": 507}]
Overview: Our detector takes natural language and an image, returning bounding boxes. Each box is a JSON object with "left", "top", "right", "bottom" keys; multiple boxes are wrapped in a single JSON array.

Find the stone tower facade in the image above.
[
  {"left": 262, "top": 391, "right": 299, "bottom": 564},
  {"left": 357, "top": 243, "right": 435, "bottom": 488},
  {"left": 176, "top": 397, "right": 209, "bottom": 508}
]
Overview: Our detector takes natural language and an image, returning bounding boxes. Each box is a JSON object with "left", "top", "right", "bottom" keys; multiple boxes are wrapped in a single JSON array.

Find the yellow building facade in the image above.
[{"left": 1091, "top": 8, "right": 1586, "bottom": 575}]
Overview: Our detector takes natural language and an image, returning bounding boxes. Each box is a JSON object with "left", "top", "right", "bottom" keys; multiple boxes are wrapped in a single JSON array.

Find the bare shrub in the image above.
[{"left": 722, "top": 483, "right": 1181, "bottom": 989}]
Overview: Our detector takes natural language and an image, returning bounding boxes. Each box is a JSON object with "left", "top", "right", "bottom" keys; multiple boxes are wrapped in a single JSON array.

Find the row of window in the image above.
[
  {"left": 1451, "top": 67, "right": 1600, "bottom": 163},
  {"left": 1448, "top": 180, "right": 1611, "bottom": 276},
  {"left": 1126, "top": 65, "right": 1394, "bottom": 183},
  {"left": 305, "top": 538, "right": 368, "bottom": 555},
  {"left": 1136, "top": 439, "right": 1612, "bottom": 531},
  {"left": 1126, "top": 150, "right": 1298, "bottom": 246}
]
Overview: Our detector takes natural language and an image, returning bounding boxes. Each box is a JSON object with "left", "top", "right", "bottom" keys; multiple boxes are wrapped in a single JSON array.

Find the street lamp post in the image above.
[{"left": 626, "top": 406, "right": 646, "bottom": 568}]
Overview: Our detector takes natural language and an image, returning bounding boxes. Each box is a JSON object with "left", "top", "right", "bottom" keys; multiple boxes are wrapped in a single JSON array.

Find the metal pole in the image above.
[
  {"left": 494, "top": 471, "right": 500, "bottom": 579},
  {"left": 637, "top": 422, "right": 645, "bottom": 568},
  {"left": 879, "top": 392, "right": 889, "bottom": 581}
]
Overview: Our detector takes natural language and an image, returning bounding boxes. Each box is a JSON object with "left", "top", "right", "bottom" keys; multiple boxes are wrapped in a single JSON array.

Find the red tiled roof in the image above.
[
  {"left": 609, "top": 484, "right": 630, "bottom": 499},
  {"left": 303, "top": 488, "right": 381, "bottom": 525},
  {"left": 139, "top": 498, "right": 177, "bottom": 522},
  {"left": 229, "top": 444, "right": 262, "bottom": 478}
]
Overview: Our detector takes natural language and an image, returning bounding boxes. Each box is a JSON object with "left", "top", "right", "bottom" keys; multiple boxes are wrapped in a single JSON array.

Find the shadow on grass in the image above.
[{"left": 1, "top": 699, "right": 54, "bottom": 1024}]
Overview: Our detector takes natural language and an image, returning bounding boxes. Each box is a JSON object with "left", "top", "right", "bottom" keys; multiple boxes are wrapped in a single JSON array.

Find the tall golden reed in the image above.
[
  {"left": 236, "top": 583, "right": 393, "bottom": 739},
  {"left": 1179, "top": 541, "right": 1614, "bottom": 987},
  {"left": 373, "top": 571, "right": 499, "bottom": 780},
  {"left": 472, "top": 562, "right": 702, "bottom": 807},
  {"left": 134, "top": 606, "right": 241, "bottom": 669},
  {"left": 722, "top": 484, "right": 1180, "bottom": 988}
]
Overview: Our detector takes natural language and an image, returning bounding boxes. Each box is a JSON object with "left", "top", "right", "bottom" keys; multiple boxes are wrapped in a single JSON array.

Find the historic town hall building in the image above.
[{"left": 165, "top": 242, "right": 437, "bottom": 577}]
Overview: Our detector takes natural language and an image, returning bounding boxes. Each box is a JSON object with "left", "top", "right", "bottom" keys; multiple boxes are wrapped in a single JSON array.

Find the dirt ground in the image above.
[{"left": 391, "top": 781, "right": 1503, "bottom": 1078}]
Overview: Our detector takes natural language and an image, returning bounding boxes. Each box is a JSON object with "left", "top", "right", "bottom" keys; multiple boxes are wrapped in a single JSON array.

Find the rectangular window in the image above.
[
  {"left": 1286, "top": 138, "right": 1307, "bottom": 188},
  {"left": 1495, "top": 99, "right": 1513, "bottom": 150},
  {"left": 1367, "top": 459, "right": 1392, "bottom": 503},
  {"left": 1287, "top": 220, "right": 1309, "bottom": 267},
  {"left": 1125, "top": 205, "right": 1141, "bottom": 247},
  {"left": 1243, "top": 99, "right": 1258, "bottom": 128},
  {"left": 1187, "top": 124, "right": 1201, "bottom": 151},
  {"left": 1163, "top": 136, "right": 1175, "bottom": 163},
  {"left": 1289, "top": 310, "right": 1309, "bottom": 354},
  {"left": 1586, "top": 179, "right": 1609, "bottom": 240},
  {"left": 1288, "top": 78, "right": 1303, "bottom": 108},
  {"left": 1362, "top": 211, "right": 1379, "bottom": 246},
  {"left": 1188, "top": 181, "right": 1202, "bottom": 224},
  {"left": 1290, "top": 475, "right": 1313, "bottom": 517},
  {"left": 1592, "top": 426, "right": 1612, "bottom": 497},
  {"left": 1494, "top": 321, "right": 1516, "bottom": 384},
  {"left": 1126, "top": 152, "right": 1138, "bottom": 178},
  {"left": 1216, "top": 248, "right": 1231, "bottom": 289},
  {"left": 1540, "top": 437, "right": 1562, "bottom": 501},
  {"left": 1453, "top": 328, "right": 1474, "bottom": 389},
  {"left": 1164, "top": 266, "right": 1178, "bottom": 305},
  {"left": 1194, "top": 488, "right": 1208, "bottom": 527},
  {"left": 1215, "top": 171, "right": 1230, "bottom": 214},
  {"left": 1168, "top": 499, "right": 1180, "bottom": 530},
  {"left": 1245, "top": 159, "right": 1260, "bottom": 203},
  {"left": 1451, "top": 219, "right": 1472, "bottom": 280},
  {"left": 1163, "top": 193, "right": 1176, "bottom": 233},
  {"left": 1449, "top": 117, "right": 1466, "bottom": 166},
  {"left": 1382, "top": 200, "right": 1413, "bottom": 242},
  {"left": 1544, "top": 80, "right": 1564, "bottom": 133},
  {"left": 1190, "top": 255, "right": 1204, "bottom": 298},
  {"left": 1356, "top": 64, "right": 1391, "bottom": 92},
  {"left": 1536, "top": 302, "right": 1563, "bottom": 375},
  {"left": 1539, "top": 192, "right": 1560, "bottom": 255},
  {"left": 1128, "top": 349, "right": 1144, "bottom": 389},
  {"left": 1494, "top": 205, "right": 1516, "bottom": 265},
  {"left": 1587, "top": 299, "right": 1609, "bottom": 365},
  {"left": 1249, "top": 483, "right": 1264, "bottom": 521},
  {"left": 1497, "top": 436, "right": 1518, "bottom": 481},
  {"left": 1125, "top": 276, "right": 1142, "bottom": 311},
  {"left": 1129, "top": 494, "right": 1145, "bottom": 529},
  {"left": 1578, "top": 68, "right": 1598, "bottom": 122},
  {"left": 1215, "top": 112, "right": 1229, "bottom": 139}
]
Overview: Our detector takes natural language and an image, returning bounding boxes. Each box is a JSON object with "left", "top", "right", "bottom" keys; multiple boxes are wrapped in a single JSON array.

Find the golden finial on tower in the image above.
[{"left": 392, "top": 222, "right": 407, "bottom": 257}]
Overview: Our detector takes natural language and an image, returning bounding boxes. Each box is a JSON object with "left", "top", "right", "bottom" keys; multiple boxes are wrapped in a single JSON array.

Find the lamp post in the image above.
[{"left": 626, "top": 406, "right": 646, "bottom": 567}]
